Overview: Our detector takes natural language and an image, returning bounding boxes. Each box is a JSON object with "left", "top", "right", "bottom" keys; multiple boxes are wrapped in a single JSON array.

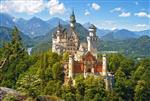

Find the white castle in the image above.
[{"left": 52, "top": 11, "right": 114, "bottom": 90}]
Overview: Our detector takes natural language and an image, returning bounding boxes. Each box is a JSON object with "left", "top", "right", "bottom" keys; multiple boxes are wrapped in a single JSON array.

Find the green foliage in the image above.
[
  {"left": 2, "top": 94, "right": 17, "bottom": 101},
  {"left": 52, "top": 62, "right": 62, "bottom": 80},
  {"left": 16, "top": 74, "right": 42, "bottom": 97},
  {"left": 74, "top": 75, "right": 106, "bottom": 101},
  {"left": 0, "top": 28, "right": 150, "bottom": 101},
  {"left": 0, "top": 27, "right": 33, "bottom": 88},
  {"left": 44, "top": 80, "right": 62, "bottom": 96},
  {"left": 62, "top": 52, "right": 69, "bottom": 62}
]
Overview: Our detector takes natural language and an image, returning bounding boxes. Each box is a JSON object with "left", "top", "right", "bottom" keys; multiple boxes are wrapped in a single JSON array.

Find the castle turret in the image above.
[
  {"left": 68, "top": 55, "right": 74, "bottom": 78},
  {"left": 70, "top": 10, "right": 76, "bottom": 29},
  {"left": 87, "top": 24, "right": 98, "bottom": 58},
  {"left": 89, "top": 24, "right": 96, "bottom": 37}
]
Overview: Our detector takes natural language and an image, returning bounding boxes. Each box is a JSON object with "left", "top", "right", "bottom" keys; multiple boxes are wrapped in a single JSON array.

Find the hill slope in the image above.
[
  {"left": 0, "top": 26, "right": 33, "bottom": 47},
  {"left": 100, "top": 35, "right": 150, "bottom": 58}
]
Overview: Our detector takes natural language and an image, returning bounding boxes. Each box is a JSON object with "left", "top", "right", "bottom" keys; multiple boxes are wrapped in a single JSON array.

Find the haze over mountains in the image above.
[{"left": 1, "top": 13, "right": 150, "bottom": 40}]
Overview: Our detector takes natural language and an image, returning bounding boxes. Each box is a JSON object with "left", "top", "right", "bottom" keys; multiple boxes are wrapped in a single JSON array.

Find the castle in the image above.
[{"left": 52, "top": 11, "right": 114, "bottom": 90}]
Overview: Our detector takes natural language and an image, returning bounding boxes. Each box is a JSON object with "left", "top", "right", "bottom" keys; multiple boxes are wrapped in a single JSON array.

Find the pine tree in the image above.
[{"left": 0, "top": 27, "right": 28, "bottom": 88}]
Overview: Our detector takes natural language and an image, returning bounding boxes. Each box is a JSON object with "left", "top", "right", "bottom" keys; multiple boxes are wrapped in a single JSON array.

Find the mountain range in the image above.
[
  {"left": 0, "top": 13, "right": 68, "bottom": 38},
  {"left": 1, "top": 13, "right": 150, "bottom": 40},
  {"left": 1, "top": 13, "right": 150, "bottom": 57}
]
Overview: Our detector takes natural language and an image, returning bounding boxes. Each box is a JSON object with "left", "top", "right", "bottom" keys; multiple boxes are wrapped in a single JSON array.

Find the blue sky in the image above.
[{"left": 0, "top": 0, "right": 150, "bottom": 31}]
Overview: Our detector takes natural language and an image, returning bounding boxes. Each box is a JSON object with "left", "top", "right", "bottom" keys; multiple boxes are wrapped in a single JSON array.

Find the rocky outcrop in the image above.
[{"left": 0, "top": 87, "right": 26, "bottom": 101}]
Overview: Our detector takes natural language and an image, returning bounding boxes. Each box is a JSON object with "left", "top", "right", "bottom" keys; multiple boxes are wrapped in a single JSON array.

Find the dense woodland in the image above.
[{"left": 0, "top": 27, "right": 150, "bottom": 101}]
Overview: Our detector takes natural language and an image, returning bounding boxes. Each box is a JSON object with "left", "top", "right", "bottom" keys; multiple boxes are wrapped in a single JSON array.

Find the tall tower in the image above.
[
  {"left": 56, "top": 21, "right": 61, "bottom": 43},
  {"left": 87, "top": 24, "right": 98, "bottom": 58},
  {"left": 102, "top": 54, "right": 107, "bottom": 76},
  {"left": 52, "top": 22, "right": 62, "bottom": 54},
  {"left": 70, "top": 10, "right": 76, "bottom": 29},
  {"left": 102, "top": 54, "right": 109, "bottom": 90},
  {"left": 68, "top": 55, "right": 74, "bottom": 78}
]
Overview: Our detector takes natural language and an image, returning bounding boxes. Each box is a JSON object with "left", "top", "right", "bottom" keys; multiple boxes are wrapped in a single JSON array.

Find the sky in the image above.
[{"left": 0, "top": 0, "right": 150, "bottom": 31}]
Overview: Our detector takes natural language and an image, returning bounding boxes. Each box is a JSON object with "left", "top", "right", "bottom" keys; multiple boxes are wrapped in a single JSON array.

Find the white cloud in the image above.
[
  {"left": 47, "top": 0, "right": 66, "bottom": 15},
  {"left": 135, "top": 24, "right": 147, "bottom": 27},
  {"left": 134, "top": 12, "right": 150, "bottom": 18},
  {"left": 119, "top": 12, "right": 131, "bottom": 17},
  {"left": 0, "top": 0, "right": 45, "bottom": 14},
  {"left": 0, "top": 0, "right": 66, "bottom": 15},
  {"left": 92, "top": 3, "right": 100, "bottom": 11},
  {"left": 110, "top": 7, "right": 122, "bottom": 13},
  {"left": 111, "top": 7, "right": 131, "bottom": 18},
  {"left": 84, "top": 10, "right": 90, "bottom": 16}
]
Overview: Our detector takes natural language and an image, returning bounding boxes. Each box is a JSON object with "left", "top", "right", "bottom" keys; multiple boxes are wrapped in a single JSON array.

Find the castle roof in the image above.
[
  {"left": 89, "top": 24, "right": 96, "bottom": 29},
  {"left": 82, "top": 51, "right": 96, "bottom": 61}
]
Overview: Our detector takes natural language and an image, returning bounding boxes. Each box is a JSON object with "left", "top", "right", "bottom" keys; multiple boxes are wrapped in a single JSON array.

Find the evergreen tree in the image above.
[{"left": 0, "top": 27, "right": 29, "bottom": 88}]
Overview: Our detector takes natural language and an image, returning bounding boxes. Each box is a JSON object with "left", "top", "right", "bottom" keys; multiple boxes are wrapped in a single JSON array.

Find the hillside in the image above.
[
  {"left": 100, "top": 35, "right": 150, "bottom": 58},
  {"left": 0, "top": 26, "right": 33, "bottom": 47}
]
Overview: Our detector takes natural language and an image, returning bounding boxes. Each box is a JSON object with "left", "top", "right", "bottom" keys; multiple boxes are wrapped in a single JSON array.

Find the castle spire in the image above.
[
  {"left": 57, "top": 21, "right": 61, "bottom": 30},
  {"left": 70, "top": 10, "right": 76, "bottom": 29},
  {"left": 72, "top": 10, "right": 75, "bottom": 17},
  {"left": 58, "top": 21, "right": 61, "bottom": 27}
]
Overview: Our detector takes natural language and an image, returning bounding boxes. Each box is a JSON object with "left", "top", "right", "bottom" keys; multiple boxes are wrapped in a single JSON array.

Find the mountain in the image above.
[
  {"left": 134, "top": 29, "right": 150, "bottom": 36},
  {"left": 16, "top": 17, "right": 68, "bottom": 38},
  {"left": 47, "top": 17, "right": 68, "bottom": 27},
  {"left": 102, "top": 29, "right": 139, "bottom": 41},
  {"left": 0, "top": 26, "right": 33, "bottom": 47},
  {"left": 0, "top": 13, "right": 69, "bottom": 38},
  {"left": 83, "top": 22, "right": 111, "bottom": 37},
  {"left": 0, "top": 13, "right": 15, "bottom": 28},
  {"left": 15, "top": 17, "right": 52, "bottom": 38},
  {"left": 15, "top": 18, "right": 27, "bottom": 28}
]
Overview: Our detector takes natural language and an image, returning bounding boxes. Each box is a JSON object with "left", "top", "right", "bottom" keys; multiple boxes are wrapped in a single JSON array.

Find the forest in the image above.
[{"left": 0, "top": 27, "right": 150, "bottom": 101}]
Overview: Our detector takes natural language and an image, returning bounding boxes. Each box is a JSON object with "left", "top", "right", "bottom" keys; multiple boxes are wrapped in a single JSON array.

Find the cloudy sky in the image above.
[{"left": 0, "top": 0, "right": 150, "bottom": 31}]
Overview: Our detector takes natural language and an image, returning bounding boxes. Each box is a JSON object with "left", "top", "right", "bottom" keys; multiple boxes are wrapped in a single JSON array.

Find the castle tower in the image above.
[
  {"left": 52, "top": 22, "right": 62, "bottom": 54},
  {"left": 102, "top": 54, "right": 109, "bottom": 90},
  {"left": 56, "top": 21, "right": 61, "bottom": 43},
  {"left": 70, "top": 10, "right": 76, "bottom": 29},
  {"left": 87, "top": 24, "right": 98, "bottom": 58},
  {"left": 68, "top": 55, "right": 74, "bottom": 78},
  {"left": 102, "top": 54, "right": 107, "bottom": 76}
]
